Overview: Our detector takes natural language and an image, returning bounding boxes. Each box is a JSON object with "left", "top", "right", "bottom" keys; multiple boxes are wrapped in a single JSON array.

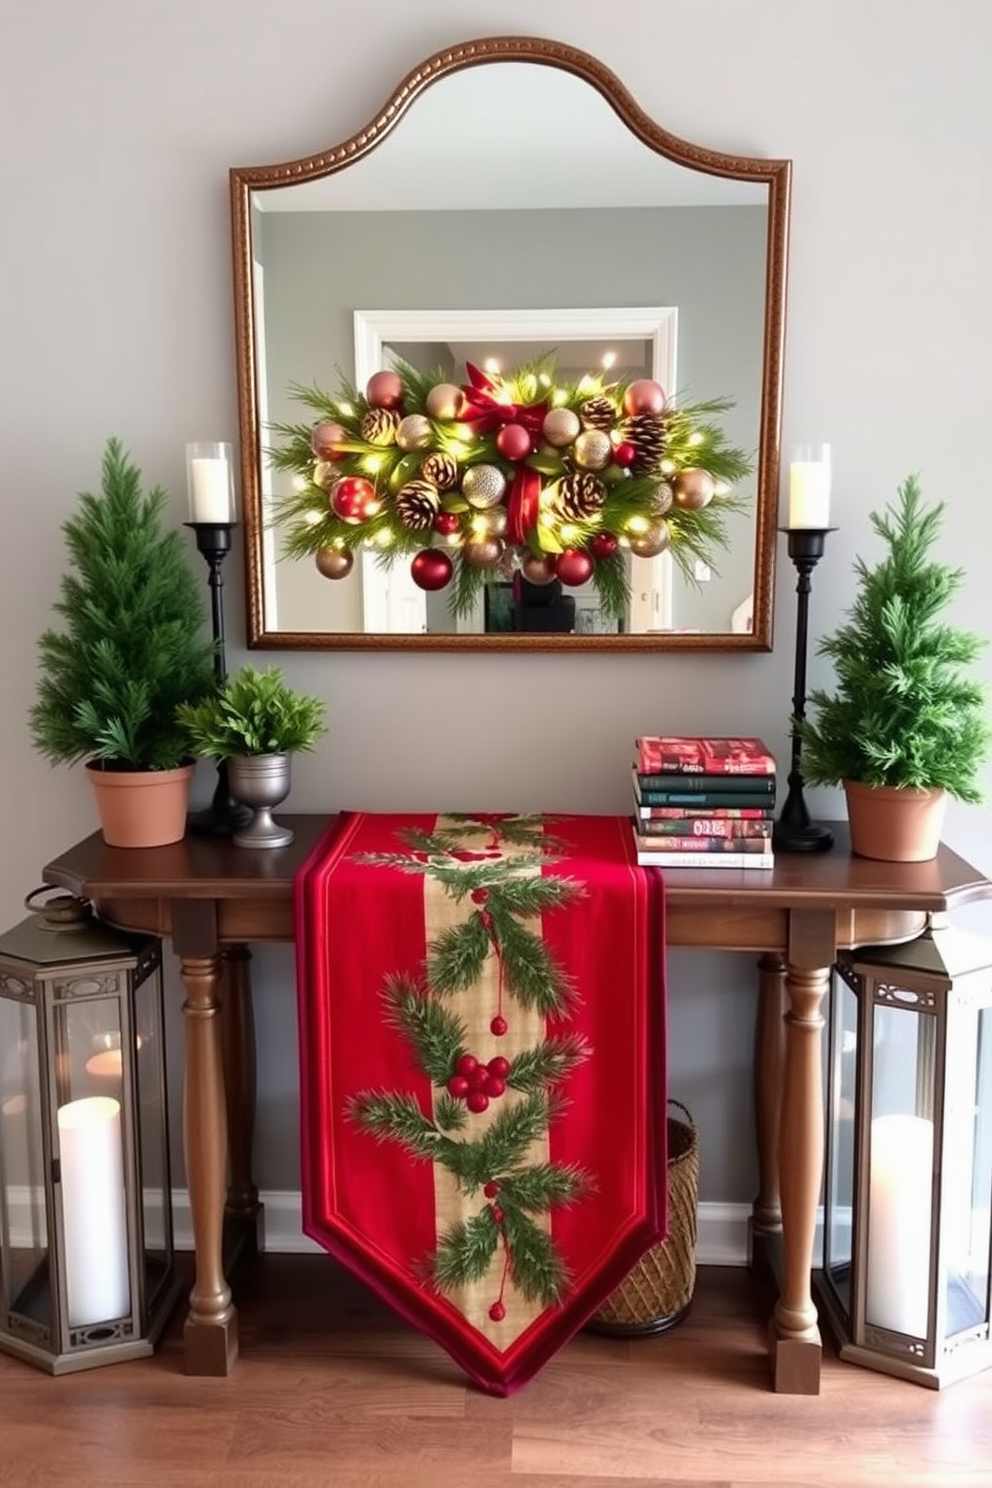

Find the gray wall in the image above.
[
  {"left": 3, "top": 1, "right": 992, "bottom": 1209},
  {"left": 260, "top": 205, "right": 764, "bottom": 633}
]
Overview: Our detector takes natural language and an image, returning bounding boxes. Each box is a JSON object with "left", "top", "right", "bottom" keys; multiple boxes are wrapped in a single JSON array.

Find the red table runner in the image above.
[{"left": 295, "top": 812, "right": 667, "bottom": 1394}]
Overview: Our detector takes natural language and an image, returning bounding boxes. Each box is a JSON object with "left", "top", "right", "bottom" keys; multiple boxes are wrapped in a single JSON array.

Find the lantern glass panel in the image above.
[
  {"left": 942, "top": 1002, "right": 992, "bottom": 1337},
  {"left": 825, "top": 968, "right": 858, "bottom": 1313},
  {"left": 133, "top": 970, "right": 172, "bottom": 1286},
  {"left": 0, "top": 996, "right": 49, "bottom": 1331},
  {"left": 865, "top": 997, "right": 935, "bottom": 1339}
]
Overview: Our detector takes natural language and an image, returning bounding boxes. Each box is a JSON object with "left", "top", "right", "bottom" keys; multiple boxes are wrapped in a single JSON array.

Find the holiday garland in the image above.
[
  {"left": 345, "top": 814, "right": 595, "bottom": 1316},
  {"left": 268, "top": 356, "right": 753, "bottom": 623}
]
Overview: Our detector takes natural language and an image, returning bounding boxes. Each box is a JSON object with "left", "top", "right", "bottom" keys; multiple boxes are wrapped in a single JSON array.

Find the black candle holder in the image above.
[
  {"left": 185, "top": 521, "right": 252, "bottom": 836},
  {"left": 773, "top": 526, "right": 836, "bottom": 854}
]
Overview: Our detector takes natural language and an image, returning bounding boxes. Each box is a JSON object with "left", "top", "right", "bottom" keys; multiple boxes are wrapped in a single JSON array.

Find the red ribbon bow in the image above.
[{"left": 459, "top": 362, "right": 548, "bottom": 437}]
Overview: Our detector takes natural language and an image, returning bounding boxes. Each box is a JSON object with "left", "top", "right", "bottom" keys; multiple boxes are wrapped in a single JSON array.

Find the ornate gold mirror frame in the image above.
[{"left": 230, "top": 35, "right": 791, "bottom": 651}]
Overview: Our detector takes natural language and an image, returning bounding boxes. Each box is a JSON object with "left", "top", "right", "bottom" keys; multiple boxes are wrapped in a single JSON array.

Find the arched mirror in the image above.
[{"left": 231, "top": 35, "right": 790, "bottom": 651}]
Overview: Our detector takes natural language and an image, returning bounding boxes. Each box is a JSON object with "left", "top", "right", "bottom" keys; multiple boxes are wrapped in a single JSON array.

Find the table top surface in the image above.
[{"left": 41, "top": 814, "right": 992, "bottom": 916}]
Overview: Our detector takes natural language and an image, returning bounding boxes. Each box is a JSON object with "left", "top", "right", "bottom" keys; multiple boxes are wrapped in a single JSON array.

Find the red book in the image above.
[
  {"left": 636, "top": 736, "right": 776, "bottom": 776},
  {"left": 636, "top": 817, "right": 772, "bottom": 839},
  {"left": 636, "top": 804, "right": 773, "bottom": 821},
  {"left": 632, "top": 831, "right": 773, "bottom": 855}
]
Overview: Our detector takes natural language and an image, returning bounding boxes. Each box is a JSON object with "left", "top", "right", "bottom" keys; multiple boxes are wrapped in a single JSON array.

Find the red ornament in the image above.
[
  {"left": 447, "top": 1075, "right": 470, "bottom": 1099},
  {"left": 410, "top": 549, "right": 454, "bottom": 591},
  {"left": 433, "top": 510, "right": 461, "bottom": 537},
  {"left": 590, "top": 531, "right": 619, "bottom": 559},
  {"left": 612, "top": 441, "right": 637, "bottom": 468},
  {"left": 366, "top": 369, "right": 404, "bottom": 410},
  {"left": 489, "top": 1301, "right": 506, "bottom": 1322},
  {"left": 483, "top": 1181, "right": 500, "bottom": 1199},
  {"left": 487, "top": 1056, "right": 510, "bottom": 1079},
  {"left": 483, "top": 1075, "right": 506, "bottom": 1098},
  {"left": 331, "top": 476, "right": 379, "bottom": 524},
  {"left": 556, "top": 549, "right": 594, "bottom": 586},
  {"left": 495, "top": 422, "right": 533, "bottom": 462},
  {"left": 622, "top": 379, "right": 666, "bottom": 417},
  {"left": 490, "top": 1015, "right": 508, "bottom": 1037},
  {"left": 311, "top": 420, "right": 348, "bottom": 461},
  {"left": 455, "top": 1053, "right": 479, "bottom": 1078},
  {"left": 466, "top": 1090, "right": 490, "bottom": 1114}
]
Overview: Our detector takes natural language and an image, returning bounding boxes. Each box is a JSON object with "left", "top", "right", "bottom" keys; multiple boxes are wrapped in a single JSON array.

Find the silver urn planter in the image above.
[{"left": 227, "top": 752, "right": 294, "bottom": 848}]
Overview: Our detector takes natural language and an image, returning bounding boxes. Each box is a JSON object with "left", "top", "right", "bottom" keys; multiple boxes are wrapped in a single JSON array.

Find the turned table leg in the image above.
[
  {"left": 771, "top": 953, "right": 830, "bottom": 1394},
  {"left": 178, "top": 951, "right": 238, "bottom": 1376},
  {"left": 220, "top": 944, "right": 262, "bottom": 1259},
  {"left": 752, "top": 953, "right": 786, "bottom": 1264}
]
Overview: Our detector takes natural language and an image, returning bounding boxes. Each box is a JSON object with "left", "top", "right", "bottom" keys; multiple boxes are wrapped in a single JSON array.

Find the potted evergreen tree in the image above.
[
  {"left": 177, "top": 665, "right": 326, "bottom": 848},
  {"left": 799, "top": 475, "right": 989, "bottom": 861},
  {"left": 30, "top": 439, "right": 216, "bottom": 847}
]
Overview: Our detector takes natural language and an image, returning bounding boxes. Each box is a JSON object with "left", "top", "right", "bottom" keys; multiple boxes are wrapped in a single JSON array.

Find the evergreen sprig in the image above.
[
  {"left": 506, "top": 1034, "right": 591, "bottom": 1093},
  {"left": 430, "top": 1213, "right": 500, "bottom": 1291},
  {"left": 177, "top": 664, "right": 326, "bottom": 759},
  {"left": 800, "top": 476, "right": 990, "bottom": 797},
  {"left": 501, "top": 1206, "right": 570, "bottom": 1304},
  {"left": 30, "top": 439, "right": 216, "bottom": 770},
  {"left": 498, "top": 1161, "right": 593, "bottom": 1210},
  {"left": 382, "top": 974, "right": 467, "bottom": 1084},
  {"left": 488, "top": 906, "right": 578, "bottom": 1014},
  {"left": 346, "top": 1091, "right": 443, "bottom": 1161}
]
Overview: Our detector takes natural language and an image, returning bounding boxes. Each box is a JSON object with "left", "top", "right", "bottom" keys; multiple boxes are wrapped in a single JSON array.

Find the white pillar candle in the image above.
[
  {"left": 57, "top": 1096, "right": 130, "bottom": 1327},
  {"left": 788, "top": 443, "right": 831, "bottom": 528},
  {"left": 865, "top": 1113, "right": 933, "bottom": 1338},
  {"left": 186, "top": 441, "right": 235, "bottom": 524}
]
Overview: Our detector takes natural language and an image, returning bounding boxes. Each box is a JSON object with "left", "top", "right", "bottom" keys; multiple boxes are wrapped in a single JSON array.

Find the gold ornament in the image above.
[
  {"left": 651, "top": 482, "right": 675, "bottom": 516},
  {"left": 628, "top": 523, "right": 671, "bottom": 558},
  {"left": 572, "top": 428, "right": 613, "bottom": 471},
  {"left": 312, "top": 461, "right": 339, "bottom": 492},
  {"left": 462, "top": 537, "right": 504, "bottom": 568},
  {"left": 420, "top": 451, "right": 459, "bottom": 490},
  {"left": 360, "top": 407, "right": 400, "bottom": 445},
  {"left": 395, "top": 479, "right": 440, "bottom": 531},
  {"left": 673, "top": 468, "right": 716, "bottom": 510},
  {"left": 471, "top": 507, "right": 508, "bottom": 538},
  {"left": 520, "top": 552, "right": 557, "bottom": 586},
  {"left": 425, "top": 383, "right": 464, "bottom": 420},
  {"left": 542, "top": 407, "right": 581, "bottom": 448},
  {"left": 462, "top": 463, "right": 507, "bottom": 509},
  {"left": 315, "top": 545, "right": 354, "bottom": 580},
  {"left": 395, "top": 414, "right": 433, "bottom": 452}
]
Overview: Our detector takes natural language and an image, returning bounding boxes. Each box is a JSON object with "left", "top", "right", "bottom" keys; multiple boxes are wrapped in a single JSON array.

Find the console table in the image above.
[{"left": 42, "top": 817, "right": 991, "bottom": 1393}]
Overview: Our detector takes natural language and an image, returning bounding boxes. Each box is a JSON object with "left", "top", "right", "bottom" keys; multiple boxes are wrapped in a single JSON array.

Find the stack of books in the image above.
[{"left": 631, "top": 736, "right": 777, "bottom": 868}]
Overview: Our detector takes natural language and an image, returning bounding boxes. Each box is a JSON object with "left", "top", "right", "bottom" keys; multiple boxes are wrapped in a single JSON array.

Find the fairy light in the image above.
[
  {"left": 601, "top": 350, "right": 618, "bottom": 370},
  {"left": 551, "top": 387, "right": 569, "bottom": 407},
  {"left": 538, "top": 372, "right": 552, "bottom": 388},
  {"left": 374, "top": 527, "right": 393, "bottom": 548},
  {"left": 336, "top": 401, "right": 355, "bottom": 419},
  {"left": 714, "top": 480, "right": 731, "bottom": 496},
  {"left": 303, "top": 509, "right": 324, "bottom": 527},
  {"left": 484, "top": 358, "right": 500, "bottom": 376},
  {"left": 361, "top": 454, "right": 384, "bottom": 475},
  {"left": 577, "top": 374, "right": 596, "bottom": 394},
  {"left": 627, "top": 515, "right": 650, "bottom": 535},
  {"left": 688, "top": 431, "right": 704, "bottom": 447},
  {"left": 292, "top": 475, "right": 309, "bottom": 493},
  {"left": 660, "top": 459, "right": 676, "bottom": 475}
]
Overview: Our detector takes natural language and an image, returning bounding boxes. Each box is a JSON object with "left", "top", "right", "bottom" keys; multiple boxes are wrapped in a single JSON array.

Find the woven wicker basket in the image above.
[{"left": 590, "top": 1100, "right": 699, "bottom": 1336}]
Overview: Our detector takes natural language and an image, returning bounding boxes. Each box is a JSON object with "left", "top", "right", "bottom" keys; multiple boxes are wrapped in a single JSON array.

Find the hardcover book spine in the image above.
[
  {"left": 634, "top": 788, "right": 777, "bottom": 809},
  {"left": 636, "top": 805, "right": 774, "bottom": 821},
  {"left": 634, "top": 818, "right": 773, "bottom": 839},
  {"left": 633, "top": 834, "right": 772, "bottom": 853},
  {"left": 636, "top": 850, "right": 775, "bottom": 869},
  {"left": 635, "top": 736, "right": 776, "bottom": 776},
  {"left": 633, "top": 769, "right": 776, "bottom": 794}
]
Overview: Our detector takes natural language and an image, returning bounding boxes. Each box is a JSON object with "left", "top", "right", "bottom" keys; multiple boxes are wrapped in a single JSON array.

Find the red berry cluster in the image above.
[{"left": 446, "top": 1052, "right": 511, "bottom": 1113}]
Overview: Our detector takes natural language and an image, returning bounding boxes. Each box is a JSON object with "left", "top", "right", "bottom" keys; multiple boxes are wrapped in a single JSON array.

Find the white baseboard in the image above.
[{"left": 173, "top": 1190, "right": 756, "bottom": 1268}]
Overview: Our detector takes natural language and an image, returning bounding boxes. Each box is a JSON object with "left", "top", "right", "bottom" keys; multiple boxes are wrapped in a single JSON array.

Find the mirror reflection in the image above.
[{"left": 231, "top": 37, "right": 791, "bottom": 651}]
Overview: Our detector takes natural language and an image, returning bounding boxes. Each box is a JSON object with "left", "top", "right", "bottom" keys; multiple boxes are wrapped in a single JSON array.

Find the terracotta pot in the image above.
[
  {"left": 843, "top": 779, "right": 948, "bottom": 863},
  {"left": 86, "top": 762, "right": 195, "bottom": 848}
]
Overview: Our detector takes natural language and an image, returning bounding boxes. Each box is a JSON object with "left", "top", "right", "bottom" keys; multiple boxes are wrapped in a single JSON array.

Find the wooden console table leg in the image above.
[
  {"left": 751, "top": 953, "right": 786, "bottom": 1274},
  {"left": 771, "top": 950, "right": 830, "bottom": 1395},
  {"left": 220, "top": 945, "right": 262, "bottom": 1259},
  {"left": 179, "top": 952, "right": 238, "bottom": 1376}
]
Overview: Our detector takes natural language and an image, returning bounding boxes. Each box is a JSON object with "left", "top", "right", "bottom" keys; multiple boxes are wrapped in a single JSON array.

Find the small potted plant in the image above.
[
  {"left": 30, "top": 439, "right": 216, "bottom": 847},
  {"left": 177, "top": 665, "right": 326, "bottom": 848},
  {"left": 799, "top": 475, "right": 989, "bottom": 861}
]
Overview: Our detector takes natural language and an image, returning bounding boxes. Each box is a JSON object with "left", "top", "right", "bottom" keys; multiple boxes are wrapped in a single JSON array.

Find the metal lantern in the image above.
[
  {"left": 818, "top": 915, "right": 992, "bottom": 1387},
  {"left": 0, "top": 891, "right": 180, "bottom": 1373}
]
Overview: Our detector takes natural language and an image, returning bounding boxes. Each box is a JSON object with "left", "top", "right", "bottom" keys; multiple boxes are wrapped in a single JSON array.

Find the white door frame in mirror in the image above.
[{"left": 353, "top": 306, "right": 679, "bottom": 635}]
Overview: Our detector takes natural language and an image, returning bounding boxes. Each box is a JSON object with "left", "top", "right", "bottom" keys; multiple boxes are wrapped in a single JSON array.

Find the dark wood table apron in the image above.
[{"left": 42, "top": 816, "right": 992, "bottom": 1391}]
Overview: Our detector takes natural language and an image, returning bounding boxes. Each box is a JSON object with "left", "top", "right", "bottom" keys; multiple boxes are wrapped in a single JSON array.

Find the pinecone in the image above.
[
  {"left": 554, "top": 472, "right": 607, "bottom": 520},
  {"left": 580, "top": 395, "right": 617, "bottom": 432},
  {"left": 360, "top": 407, "right": 400, "bottom": 446},
  {"left": 621, "top": 413, "right": 666, "bottom": 474},
  {"left": 395, "top": 479, "right": 439, "bottom": 531},
  {"left": 420, "top": 451, "right": 459, "bottom": 491}
]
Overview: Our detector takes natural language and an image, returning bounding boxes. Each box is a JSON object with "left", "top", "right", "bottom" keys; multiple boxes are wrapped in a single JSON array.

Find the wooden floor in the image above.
[{"left": 1, "top": 1256, "right": 991, "bottom": 1488}]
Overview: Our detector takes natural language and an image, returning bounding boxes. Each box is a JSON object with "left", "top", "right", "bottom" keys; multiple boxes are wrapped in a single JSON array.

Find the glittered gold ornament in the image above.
[
  {"left": 420, "top": 451, "right": 459, "bottom": 490},
  {"left": 395, "top": 414, "right": 433, "bottom": 452},
  {"left": 313, "top": 462, "right": 339, "bottom": 492},
  {"left": 672, "top": 468, "right": 716, "bottom": 510},
  {"left": 425, "top": 383, "right": 464, "bottom": 421},
  {"left": 542, "top": 407, "right": 581, "bottom": 449},
  {"left": 462, "top": 537, "right": 504, "bottom": 569},
  {"left": 315, "top": 545, "right": 354, "bottom": 580},
  {"left": 462, "top": 463, "right": 506, "bottom": 509},
  {"left": 520, "top": 552, "right": 557, "bottom": 586},
  {"left": 651, "top": 482, "right": 675, "bottom": 516},
  {"left": 360, "top": 407, "right": 400, "bottom": 445},
  {"left": 572, "top": 428, "right": 613, "bottom": 471},
  {"left": 628, "top": 523, "right": 671, "bottom": 558}
]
